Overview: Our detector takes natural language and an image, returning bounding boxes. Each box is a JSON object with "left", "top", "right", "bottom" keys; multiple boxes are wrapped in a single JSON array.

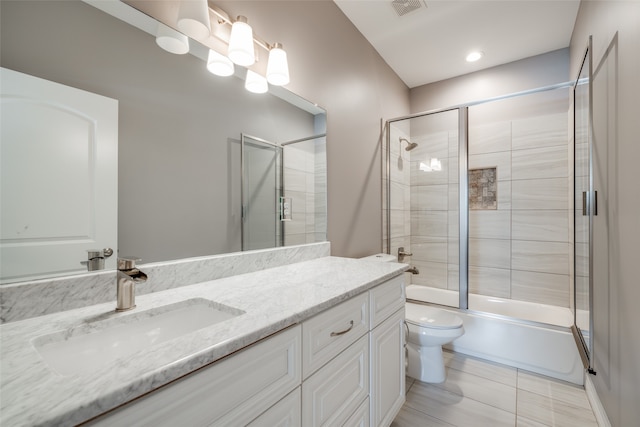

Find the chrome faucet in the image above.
[{"left": 116, "top": 257, "right": 147, "bottom": 312}]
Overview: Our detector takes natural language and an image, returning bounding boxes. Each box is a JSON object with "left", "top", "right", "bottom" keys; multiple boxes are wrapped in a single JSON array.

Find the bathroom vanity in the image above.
[{"left": 0, "top": 255, "right": 406, "bottom": 426}]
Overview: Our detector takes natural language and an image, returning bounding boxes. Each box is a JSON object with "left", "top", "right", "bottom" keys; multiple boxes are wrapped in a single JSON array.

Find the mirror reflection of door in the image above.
[
  {"left": 0, "top": 68, "right": 118, "bottom": 283},
  {"left": 241, "top": 135, "right": 283, "bottom": 251}
]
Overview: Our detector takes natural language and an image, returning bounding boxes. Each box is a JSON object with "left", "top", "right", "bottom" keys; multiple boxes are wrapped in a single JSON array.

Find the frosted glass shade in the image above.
[
  {"left": 156, "top": 23, "right": 189, "bottom": 55},
  {"left": 228, "top": 17, "right": 255, "bottom": 66},
  {"left": 245, "top": 70, "right": 268, "bottom": 94},
  {"left": 207, "top": 50, "right": 234, "bottom": 77},
  {"left": 266, "top": 44, "right": 289, "bottom": 86},
  {"left": 177, "top": 0, "right": 211, "bottom": 41}
]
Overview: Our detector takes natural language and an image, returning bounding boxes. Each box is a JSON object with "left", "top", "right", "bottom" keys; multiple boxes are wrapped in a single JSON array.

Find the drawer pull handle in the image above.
[{"left": 330, "top": 320, "right": 354, "bottom": 337}]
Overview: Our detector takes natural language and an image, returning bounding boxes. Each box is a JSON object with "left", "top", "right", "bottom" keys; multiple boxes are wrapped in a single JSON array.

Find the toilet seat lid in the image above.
[{"left": 405, "top": 303, "right": 464, "bottom": 329}]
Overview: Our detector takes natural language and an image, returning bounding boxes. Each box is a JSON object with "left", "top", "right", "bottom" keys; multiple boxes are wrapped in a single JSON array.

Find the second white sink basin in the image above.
[{"left": 33, "top": 298, "right": 244, "bottom": 376}]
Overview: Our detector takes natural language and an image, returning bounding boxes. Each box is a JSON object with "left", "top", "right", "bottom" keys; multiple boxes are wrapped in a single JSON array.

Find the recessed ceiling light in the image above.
[{"left": 466, "top": 51, "right": 483, "bottom": 62}]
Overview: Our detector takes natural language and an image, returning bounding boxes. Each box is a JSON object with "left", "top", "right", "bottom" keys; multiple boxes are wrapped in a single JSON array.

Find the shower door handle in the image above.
[{"left": 582, "top": 191, "right": 598, "bottom": 216}]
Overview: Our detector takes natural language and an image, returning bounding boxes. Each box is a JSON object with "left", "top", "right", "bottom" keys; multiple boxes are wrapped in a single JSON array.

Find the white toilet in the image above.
[
  {"left": 360, "top": 254, "right": 465, "bottom": 384},
  {"left": 405, "top": 297, "right": 465, "bottom": 383}
]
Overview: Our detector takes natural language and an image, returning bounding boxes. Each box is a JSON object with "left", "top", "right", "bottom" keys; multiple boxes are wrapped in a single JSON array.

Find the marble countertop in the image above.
[{"left": 0, "top": 256, "right": 406, "bottom": 427}]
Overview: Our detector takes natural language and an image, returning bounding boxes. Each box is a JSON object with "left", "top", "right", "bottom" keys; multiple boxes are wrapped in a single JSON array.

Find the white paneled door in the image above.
[{"left": 0, "top": 67, "right": 118, "bottom": 282}]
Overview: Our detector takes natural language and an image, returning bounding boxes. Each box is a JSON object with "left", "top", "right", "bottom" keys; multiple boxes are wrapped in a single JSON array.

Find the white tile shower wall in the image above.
[
  {"left": 385, "top": 125, "right": 412, "bottom": 261},
  {"left": 284, "top": 138, "right": 326, "bottom": 246},
  {"left": 410, "top": 129, "right": 459, "bottom": 291},
  {"left": 314, "top": 139, "right": 327, "bottom": 242},
  {"left": 510, "top": 112, "right": 570, "bottom": 307},
  {"left": 407, "top": 111, "right": 570, "bottom": 308}
]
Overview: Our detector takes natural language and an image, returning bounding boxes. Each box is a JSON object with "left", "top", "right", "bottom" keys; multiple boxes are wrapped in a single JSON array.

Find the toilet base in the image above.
[{"left": 407, "top": 342, "right": 446, "bottom": 383}]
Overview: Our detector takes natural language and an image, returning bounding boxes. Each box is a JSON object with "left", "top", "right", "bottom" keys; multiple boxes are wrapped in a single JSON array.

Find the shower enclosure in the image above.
[
  {"left": 241, "top": 133, "right": 327, "bottom": 251},
  {"left": 384, "top": 83, "right": 577, "bottom": 327}
]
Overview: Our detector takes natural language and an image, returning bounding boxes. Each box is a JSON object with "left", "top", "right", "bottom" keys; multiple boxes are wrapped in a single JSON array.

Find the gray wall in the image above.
[
  {"left": 215, "top": 1, "right": 411, "bottom": 258},
  {"left": 570, "top": 1, "right": 640, "bottom": 425},
  {"left": 410, "top": 48, "right": 570, "bottom": 112}
]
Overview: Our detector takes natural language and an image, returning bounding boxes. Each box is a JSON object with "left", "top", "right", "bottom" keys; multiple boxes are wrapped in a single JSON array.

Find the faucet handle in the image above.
[{"left": 118, "top": 257, "right": 141, "bottom": 270}]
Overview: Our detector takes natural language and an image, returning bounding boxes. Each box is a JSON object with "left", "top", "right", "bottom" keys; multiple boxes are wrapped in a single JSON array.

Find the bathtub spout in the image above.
[{"left": 407, "top": 266, "right": 419, "bottom": 274}]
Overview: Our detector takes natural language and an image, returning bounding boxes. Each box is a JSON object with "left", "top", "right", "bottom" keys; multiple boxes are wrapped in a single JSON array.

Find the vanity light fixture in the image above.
[
  {"left": 159, "top": 2, "right": 292, "bottom": 92},
  {"left": 466, "top": 51, "right": 483, "bottom": 62},
  {"left": 245, "top": 70, "right": 269, "bottom": 94},
  {"left": 207, "top": 49, "right": 235, "bottom": 76},
  {"left": 266, "top": 43, "right": 290, "bottom": 86},
  {"left": 228, "top": 16, "right": 256, "bottom": 66},
  {"left": 177, "top": 0, "right": 211, "bottom": 41},
  {"left": 155, "top": 22, "right": 190, "bottom": 55}
]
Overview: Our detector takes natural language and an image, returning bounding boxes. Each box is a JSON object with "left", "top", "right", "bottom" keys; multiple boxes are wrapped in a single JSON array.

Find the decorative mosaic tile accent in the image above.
[{"left": 469, "top": 167, "right": 497, "bottom": 210}]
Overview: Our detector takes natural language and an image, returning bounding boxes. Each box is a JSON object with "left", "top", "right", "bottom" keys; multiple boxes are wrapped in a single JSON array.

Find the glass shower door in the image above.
[
  {"left": 574, "top": 45, "right": 591, "bottom": 361},
  {"left": 241, "top": 134, "right": 282, "bottom": 251},
  {"left": 386, "top": 109, "right": 460, "bottom": 308}
]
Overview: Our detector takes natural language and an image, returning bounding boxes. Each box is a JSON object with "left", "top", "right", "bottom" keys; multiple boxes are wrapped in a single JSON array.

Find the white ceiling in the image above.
[{"left": 334, "top": 0, "right": 580, "bottom": 88}]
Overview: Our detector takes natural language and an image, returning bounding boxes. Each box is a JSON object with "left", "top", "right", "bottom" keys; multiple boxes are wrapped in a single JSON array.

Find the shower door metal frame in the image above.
[
  {"left": 385, "top": 81, "right": 575, "bottom": 312},
  {"left": 571, "top": 37, "right": 595, "bottom": 374},
  {"left": 385, "top": 106, "right": 468, "bottom": 309}
]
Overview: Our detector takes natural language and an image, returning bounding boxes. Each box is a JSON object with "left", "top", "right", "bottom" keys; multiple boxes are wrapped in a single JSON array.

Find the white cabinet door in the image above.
[
  {"left": 0, "top": 67, "right": 118, "bottom": 282},
  {"left": 370, "top": 308, "right": 405, "bottom": 427},
  {"left": 302, "top": 334, "right": 369, "bottom": 427}
]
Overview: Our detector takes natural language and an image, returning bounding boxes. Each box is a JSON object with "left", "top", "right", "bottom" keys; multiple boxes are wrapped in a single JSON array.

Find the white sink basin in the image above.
[{"left": 33, "top": 298, "right": 244, "bottom": 376}]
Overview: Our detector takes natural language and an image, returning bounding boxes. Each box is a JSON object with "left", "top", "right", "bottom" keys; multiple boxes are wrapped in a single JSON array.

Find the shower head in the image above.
[{"left": 400, "top": 137, "right": 418, "bottom": 151}]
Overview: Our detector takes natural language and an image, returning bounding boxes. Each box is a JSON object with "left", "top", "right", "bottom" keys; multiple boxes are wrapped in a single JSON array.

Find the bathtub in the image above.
[{"left": 406, "top": 285, "right": 585, "bottom": 385}]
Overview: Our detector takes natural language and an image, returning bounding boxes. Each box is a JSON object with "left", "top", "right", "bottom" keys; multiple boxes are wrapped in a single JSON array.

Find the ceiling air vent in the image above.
[{"left": 391, "top": 0, "right": 426, "bottom": 17}]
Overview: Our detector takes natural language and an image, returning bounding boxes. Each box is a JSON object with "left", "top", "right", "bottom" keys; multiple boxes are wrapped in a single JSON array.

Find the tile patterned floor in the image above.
[{"left": 391, "top": 351, "right": 599, "bottom": 427}]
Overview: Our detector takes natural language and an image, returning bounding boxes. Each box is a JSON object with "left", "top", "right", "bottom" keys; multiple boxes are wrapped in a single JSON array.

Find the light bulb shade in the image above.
[
  {"left": 156, "top": 23, "right": 189, "bottom": 54},
  {"left": 177, "top": 0, "right": 211, "bottom": 41},
  {"left": 245, "top": 70, "right": 268, "bottom": 94},
  {"left": 207, "top": 49, "right": 234, "bottom": 76},
  {"left": 266, "top": 44, "right": 290, "bottom": 86},
  {"left": 228, "top": 17, "right": 255, "bottom": 66}
]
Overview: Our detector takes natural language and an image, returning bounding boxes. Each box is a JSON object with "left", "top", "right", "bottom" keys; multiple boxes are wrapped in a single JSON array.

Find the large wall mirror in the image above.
[{"left": 0, "top": 0, "right": 327, "bottom": 284}]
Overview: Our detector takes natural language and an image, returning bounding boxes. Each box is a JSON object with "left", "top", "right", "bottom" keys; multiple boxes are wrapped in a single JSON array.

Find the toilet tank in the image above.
[{"left": 360, "top": 253, "right": 397, "bottom": 263}]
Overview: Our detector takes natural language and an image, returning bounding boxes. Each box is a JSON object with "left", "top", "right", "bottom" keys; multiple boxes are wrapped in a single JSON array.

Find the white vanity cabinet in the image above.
[
  {"left": 86, "top": 274, "right": 405, "bottom": 427},
  {"left": 86, "top": 325, "right": 302, "bottom": 427}
]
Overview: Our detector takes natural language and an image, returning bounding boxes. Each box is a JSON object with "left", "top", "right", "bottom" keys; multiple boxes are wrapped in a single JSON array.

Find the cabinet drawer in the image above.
[
  {"left": 302, "top": 334, "right": 369, "bottom": 427},
  {"left": 87, "top": 325, "right": 301, "bottom": 427},
  {"left": 302, "top": 293, "right": 369, "bottom": 378},
  {"left": 369, "top": 275, "right": 405, "bottom": 328},
  {"left": 248, "top": 387, "right": 301, "bottom": 427}
]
